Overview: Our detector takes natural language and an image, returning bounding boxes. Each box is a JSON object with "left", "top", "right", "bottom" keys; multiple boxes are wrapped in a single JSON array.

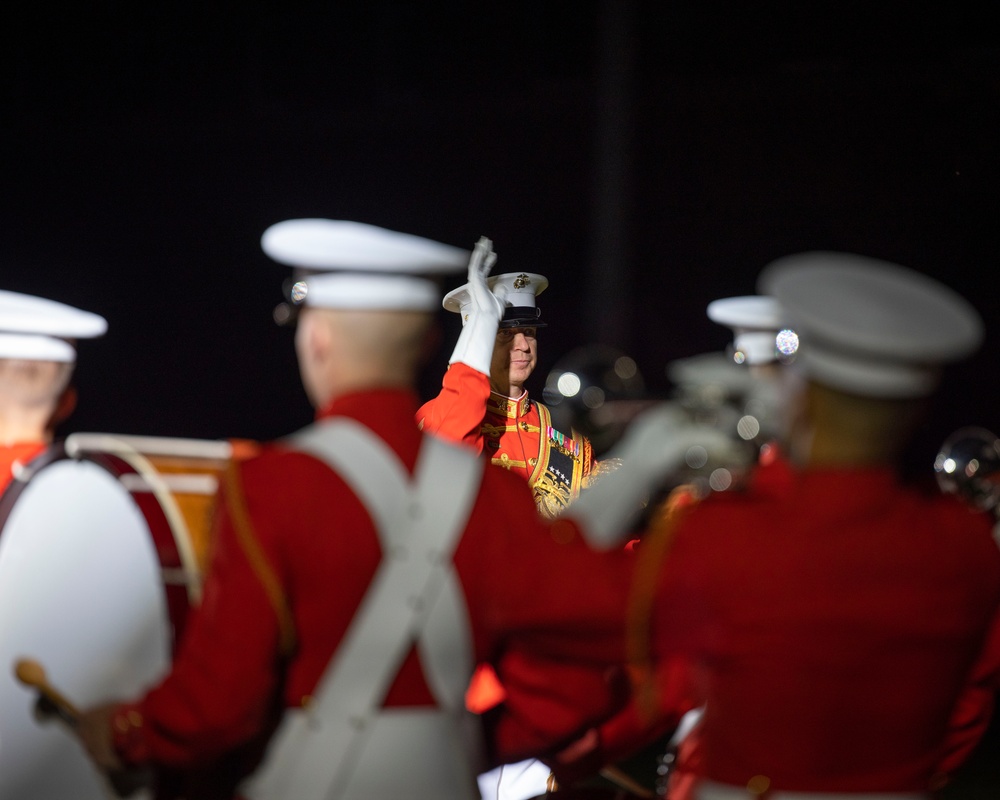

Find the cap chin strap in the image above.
[{"left": 241, "top": 419, "right": 485, "bottom": 800}]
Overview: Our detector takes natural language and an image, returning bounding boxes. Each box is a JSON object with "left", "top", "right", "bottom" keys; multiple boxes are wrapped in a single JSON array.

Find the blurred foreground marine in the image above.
[
  {"left": 638, "top": 253, "right": 1000, "bottom": 798},
  {"left": 546, "top": 296, "right": 795, "bottom": 797},
  {"left": 418, "top": 243, "right": 610, "bottom": 519},
  {"left": 655, "top": 295, "right": 798, "bottom": 799},
  {"left": 705, "top": 293, "right": 800, "bottom": 449},
  {"left": 76, "top": 220, "right": 634, "bottom": 800},
  {"left": 0, "top": 290, "right": 106, "bottom": 489}
]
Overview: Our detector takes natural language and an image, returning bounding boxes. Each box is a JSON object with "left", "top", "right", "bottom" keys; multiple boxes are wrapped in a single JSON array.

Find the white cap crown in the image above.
[
  {"left": 757, "top": 252, "right": 983, "bottom": 398},
  {"left": 262, "top": 219, "right": 469, "bottom": 312},
  {"left": 444, "top": 271, "right": 549, "bottom": 327},
  {"left": 0, "top": 290, "right": 107, "bottom": 362}
]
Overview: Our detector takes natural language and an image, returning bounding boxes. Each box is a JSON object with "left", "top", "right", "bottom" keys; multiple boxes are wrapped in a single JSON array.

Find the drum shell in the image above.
[{"left": 0, "top": 435, "right": 253, "bottom": 800}]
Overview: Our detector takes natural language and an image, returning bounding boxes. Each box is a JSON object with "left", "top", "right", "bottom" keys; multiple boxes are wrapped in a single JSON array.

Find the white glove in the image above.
[
  {"left": 564, "top": 403, "right": 750, "bottom": 549},
  {"left": 449, "top": 237, "right": 504, "bottom": 376},
  {"left": 491, "top": 275, "right": 511, "bottom": 309},
  {"left": 465, "top": 237, "right": 504, "bottom": 321}
]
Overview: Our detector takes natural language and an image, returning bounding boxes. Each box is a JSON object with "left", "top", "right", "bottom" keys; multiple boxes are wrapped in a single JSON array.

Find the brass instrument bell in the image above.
[{"left": 934, "top": 426, "right": 1000, "bottom": 514}]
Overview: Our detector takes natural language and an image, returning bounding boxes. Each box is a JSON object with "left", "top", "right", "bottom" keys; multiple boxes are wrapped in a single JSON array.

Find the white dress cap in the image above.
[
  {"left": 261, "top": 219, "right": 469, "bottom": 311},
  {"left": 444, "top": 272, "right": 549, "bottom": 327},
  {"left": 0, "top": 290, "right": 107, "bottom": 362},
  {"left": 706, "top": 295, "right": 786, "bottom": 365},
  {"left": 757, "top": 252, "right": 984, "bottom": 398}
]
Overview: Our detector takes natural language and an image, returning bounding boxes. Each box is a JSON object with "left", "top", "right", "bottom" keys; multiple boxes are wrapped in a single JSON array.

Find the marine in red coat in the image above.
[
  {"left": 641, "top": 253, "right": 1000, "bottom": 797},
  {"left": 0, "top": 290, "right": 106, "bottom": 491},
  {"left": 417, "top": 266, "right": 609, "bottom": 520},
  {"left": 76, "top": 222, "right": 633, "bottom": 800},
  {"left": 546, "top": 294, "right": 798, "bottom": 798}
]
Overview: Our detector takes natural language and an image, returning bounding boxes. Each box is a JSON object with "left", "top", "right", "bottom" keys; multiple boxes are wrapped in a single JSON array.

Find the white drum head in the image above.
[{"left": 0, "top": 459, "right": 170, "bottom": 799}]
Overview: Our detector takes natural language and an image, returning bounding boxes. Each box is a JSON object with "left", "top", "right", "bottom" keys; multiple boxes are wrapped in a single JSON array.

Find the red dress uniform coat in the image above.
[
  {"left": 109, "top": 389, "right": 632, "bottom": 796},
  {"left": 647, "top": 461, "right": 1000, "bottom": 794},
  {"left": 417, "top": 362, "right": 603, "bottom": 519}
]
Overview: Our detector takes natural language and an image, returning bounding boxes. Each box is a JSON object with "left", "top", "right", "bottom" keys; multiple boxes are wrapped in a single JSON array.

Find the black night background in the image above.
[{"left": 3, "top": 1, "right": 998, "bottom": 475}]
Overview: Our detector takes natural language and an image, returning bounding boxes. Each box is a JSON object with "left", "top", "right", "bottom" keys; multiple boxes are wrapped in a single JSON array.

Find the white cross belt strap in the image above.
[{"left": 242, "top": 420, "right": 486, "bottom": 800}]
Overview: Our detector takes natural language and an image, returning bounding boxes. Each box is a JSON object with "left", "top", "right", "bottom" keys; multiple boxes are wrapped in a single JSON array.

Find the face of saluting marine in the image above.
[{"left": 490, "top": 326, "right": 538, "bottom": 398}]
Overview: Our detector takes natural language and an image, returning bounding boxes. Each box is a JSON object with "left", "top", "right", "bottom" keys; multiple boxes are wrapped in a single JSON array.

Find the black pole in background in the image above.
[{"left": 587, "top": 0, "right": 637, "bottom": 353}]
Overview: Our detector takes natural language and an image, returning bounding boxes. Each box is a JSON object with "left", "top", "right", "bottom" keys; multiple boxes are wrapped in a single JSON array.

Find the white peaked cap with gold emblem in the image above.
[
  {"left": 757, "top": 252, "right": 984, "bottom": 398},
  {"left": 0, "top": 290, "right": 107, "bottom": 362},
  {"left": 262, "top": 219, "right": 469, "bottom": 311},
  {"left": 444, "top": 272, "right": 549, "bottom": 328},
  {"left": 706, "top": 295, "right": 786, "bottom": 365}
]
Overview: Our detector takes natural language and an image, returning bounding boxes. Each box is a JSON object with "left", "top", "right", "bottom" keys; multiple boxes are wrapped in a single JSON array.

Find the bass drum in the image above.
[{"left": 0, "top": 433, "right": 252, "bottom": 800}]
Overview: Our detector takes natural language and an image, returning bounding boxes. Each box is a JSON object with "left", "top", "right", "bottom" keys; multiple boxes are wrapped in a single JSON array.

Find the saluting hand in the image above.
[{"left": 466, "top": 236, "right": 504, "bottom": 321}]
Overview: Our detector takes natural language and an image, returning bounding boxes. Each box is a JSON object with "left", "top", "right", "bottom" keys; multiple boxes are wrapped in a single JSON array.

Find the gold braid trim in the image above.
[
  {"left": 223, "top": 462, "right": 297, "bottom": 657},
  {"left": 625, "top": 487, "right": 694, "bottom": 723}
]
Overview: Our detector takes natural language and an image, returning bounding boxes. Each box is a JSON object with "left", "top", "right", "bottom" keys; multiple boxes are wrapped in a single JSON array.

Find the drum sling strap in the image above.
[{"left": 241, "top": 419, "right": 485, "bottom": 800}]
